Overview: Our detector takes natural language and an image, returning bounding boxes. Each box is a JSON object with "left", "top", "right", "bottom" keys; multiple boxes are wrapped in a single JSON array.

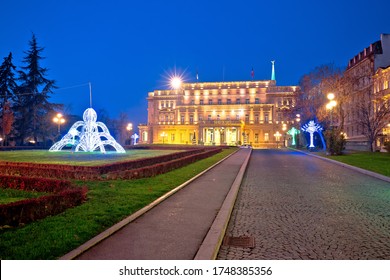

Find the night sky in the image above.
[{"left": 1, "top": 0, "right": 390, "bottom": 131}]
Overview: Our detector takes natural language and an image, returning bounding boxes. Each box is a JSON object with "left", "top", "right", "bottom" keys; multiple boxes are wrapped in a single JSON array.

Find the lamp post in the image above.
[
  {"left": 274, "top": 131, "right": 282, "bottom": 148},
  {"left": 161, "top": 132, "right": 167, "bottom": 144},
  {"left": 53, "top": 113, "right": 65, "bottom": 134},
  {"left": 326, "top": 93, "right": 337, "bottom": 128},
  {"left": 295, "top": 114, "right": 301, "bottom": 147},
  {"left": 282, "top": 123, "right": 287, "bottom": 147},
  {"left": 126, "top": 123, "right": 133, "bottom": 145}
]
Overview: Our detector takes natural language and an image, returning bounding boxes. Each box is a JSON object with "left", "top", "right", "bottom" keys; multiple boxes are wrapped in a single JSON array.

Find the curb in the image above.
[
  {"left": 59, "top": 149, "right": 240, "bottom": 260},
  {"left": 194, "top": 148, "right": 252, "bottom": 260},
  {"left": 291, "top": 148, "right": 390, "bottom": 184}
]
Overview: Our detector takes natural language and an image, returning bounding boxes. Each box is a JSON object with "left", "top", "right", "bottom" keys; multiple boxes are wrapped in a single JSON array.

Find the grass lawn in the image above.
[
  {"left": 0, "top": 148, "right": 237, "bottom": 259},
  {"left": 0, "top": 149, "right": 180, "bottom": 166},
  {"left": 0, "top": 189, "right": 47, "bottom": 205},
  {"left": 326, "top": 151, "right": 390, "bottom": 177}
]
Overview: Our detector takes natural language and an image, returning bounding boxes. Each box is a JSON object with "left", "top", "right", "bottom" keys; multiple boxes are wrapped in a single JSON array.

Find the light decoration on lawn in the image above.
[
  {"left": 287, "top": 127, "right": 300, "bottom": 146},
  {"left": 131, "top": 133, "right": 139, "bottom": 145},
  {"left": 49, "top": 108, "right": 125, "bottom": 153},
  {"left": 301, "top": 120, "right": 323, "bottom": 148}
]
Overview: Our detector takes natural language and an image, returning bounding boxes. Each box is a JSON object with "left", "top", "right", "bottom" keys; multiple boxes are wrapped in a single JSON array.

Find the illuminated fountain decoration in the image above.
[
  {"left": 131, "top": 133, "right": 139, "bottom": 145},
  {"left": 301, "top": 120, "right": 323, "bottom": 148},
  {"left": 287, "top": 127, "right": 300, "bottom": 146},
  {"left": 49, "top": 108, "right": 125, "bottom": 153}
]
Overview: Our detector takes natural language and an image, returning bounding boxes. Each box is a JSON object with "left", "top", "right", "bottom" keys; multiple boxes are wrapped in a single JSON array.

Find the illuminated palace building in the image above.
[{"left": 138, "top": 69, "right": 299, "bottom": 147}]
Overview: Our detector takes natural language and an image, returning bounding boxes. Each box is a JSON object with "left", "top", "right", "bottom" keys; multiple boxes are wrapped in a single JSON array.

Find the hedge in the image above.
[
  {"left": 0, "top": 148, "right": 220, "bottom": 180},
  {"left": 105, "top": 148, "right": 222, "bottom": 180},
  {"left": 0, "top": 176, "right": 87, "bottom": 227}
]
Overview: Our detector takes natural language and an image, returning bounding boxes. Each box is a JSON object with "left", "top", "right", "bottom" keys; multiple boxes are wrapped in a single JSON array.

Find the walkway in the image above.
[
  {"left": 217, "top": 149, "right": 390, "bottom": 260},
  {"left": 69, "top": 148, "right": 251, "bottom": 260}
]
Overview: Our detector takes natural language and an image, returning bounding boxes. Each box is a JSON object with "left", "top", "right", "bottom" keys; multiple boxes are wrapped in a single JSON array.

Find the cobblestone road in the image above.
[{"left": 217, "top": 149, "right": 390, "bottom": 260}]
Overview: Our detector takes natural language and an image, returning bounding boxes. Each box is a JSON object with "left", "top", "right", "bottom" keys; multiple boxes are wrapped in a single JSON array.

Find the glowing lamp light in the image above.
[
  {"left": 327, "top": 93, "right": 335, "bottom": 100},
  {"left": 171, "top": 76, "right": 182, "bottom": 89}
]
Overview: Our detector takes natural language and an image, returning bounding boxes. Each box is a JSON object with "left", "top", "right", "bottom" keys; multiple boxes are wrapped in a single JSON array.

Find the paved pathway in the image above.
[
  {"left": 217, "top": 149, "right": 390, "bottom": 260},
  {"left": 74, "top": 148, "right": 250, "bottom": 260}
]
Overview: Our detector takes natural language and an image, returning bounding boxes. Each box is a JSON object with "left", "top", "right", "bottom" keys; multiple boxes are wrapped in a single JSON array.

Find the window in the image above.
[
  {"left": 189, "top": 115, "right": 194, "bottom": 124},
  {"left": 217, "top": 114, "right": 220, "bottom": 120},
  {"left": 181, "top": 115, "right": 185, "bottom": 123},
  {"left": 245, "top": 98, "right": 250, "bottom": 104},
  {"left": 200, "top": 99, "right": 204, "bottom": 105},
  {"left": 264, "top": 113, "right": 269, "bottom": 123},
  {"left": 236, "top": 99, "right": 241, "bottom": 104},
  {"left": 236, "top": 114, "right": 240, "bottom": 120},
  {"left": 227, "top": 99, "right": 231, "bottom": 104},
  {"left": 208, "top": 115, "right": 211, "bottom": 120},
  {"left": 255, "top": 133, "right": 259, "bottom": 143},
  {"left": 255, "top": 114, "right": 259, "bottom": 123},
  {"left": 264, "top": 133, "right": 269, "bottom": 142},
  {"left": 255, "top": 98, "right": 259, "bottom": 104},
  {"left": 199, "top": 115, "right": 203, "bottom": 121},
  {"left": 171, "top": 134, "right": 175, "bottom": 141},
  {"left": 245, "top": 114, "right": 249, "bottom": 122},
  {"left": 208, "top": 99, "right": 213, "bottom": 105},
  {"left": 218, "top": 99, "right": 222, "bottom": 105},
  {"left": 190, "top": 100, "right": 195, "bottom": 105}
]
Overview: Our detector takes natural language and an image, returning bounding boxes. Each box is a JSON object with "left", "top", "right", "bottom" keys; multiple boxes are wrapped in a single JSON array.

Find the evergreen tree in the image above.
[
  {"left": 15, "top": 33, "right": 56, "bottom": 145},
  {"left": 0, "top": 52, "right": 17, "bottom": 145}
]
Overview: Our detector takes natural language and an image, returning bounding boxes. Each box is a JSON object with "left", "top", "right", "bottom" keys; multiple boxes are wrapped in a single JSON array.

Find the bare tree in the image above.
[{"left": 356, "top": 88, "right": 390, "bottom": 152}]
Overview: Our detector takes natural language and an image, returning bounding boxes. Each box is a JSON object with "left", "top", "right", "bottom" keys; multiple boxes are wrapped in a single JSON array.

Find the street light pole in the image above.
[
  {"left": 274, "top": 131, "right": 282, "bottom": 148},
  {"left": 126, "top": 123, "right": 133, "bottom": 145},
  {"left": 53, "top": 113, "right": 65, "bottom": 134},
  {"left": 326, "top": 93, "right": 337, "bottom": 128}
]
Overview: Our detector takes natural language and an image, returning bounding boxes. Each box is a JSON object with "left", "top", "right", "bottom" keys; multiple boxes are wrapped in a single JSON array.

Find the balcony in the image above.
[{"left": 199, "top": 120, "right": 243, "bottom": 126}]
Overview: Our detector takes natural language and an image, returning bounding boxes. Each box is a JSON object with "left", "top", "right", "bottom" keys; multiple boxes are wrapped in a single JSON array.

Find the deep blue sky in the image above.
[{"left": 1, "top": 0, "right": 390, "bottom": 130}]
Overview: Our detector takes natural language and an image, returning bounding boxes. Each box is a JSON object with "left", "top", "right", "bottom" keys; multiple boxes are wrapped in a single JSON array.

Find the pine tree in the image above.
[
  {"left": 0, "top": 52, "right": 17, "bottom": 145},
  {"left": 15, "top": 33, "right": 56, "bottom": 145}
]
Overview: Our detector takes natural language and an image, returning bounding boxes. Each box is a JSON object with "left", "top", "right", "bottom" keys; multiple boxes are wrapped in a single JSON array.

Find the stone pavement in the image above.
[
  {"left": 64, "top": 148, "right": 251, "bottom": 260},
  {"left": 217, "top": 149, "right": 390, "bottom": 260}
]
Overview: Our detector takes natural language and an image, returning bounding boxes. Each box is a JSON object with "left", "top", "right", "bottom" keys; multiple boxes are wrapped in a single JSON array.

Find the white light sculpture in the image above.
[
  {"left": 49, "top": 108, "right": 125, "bottom": 153},
  {"left": 131, "top": 133, "right": 139, "bottom": 145},
  {"left": 301, "top": 120, "right": 323, "bottom": 148}
]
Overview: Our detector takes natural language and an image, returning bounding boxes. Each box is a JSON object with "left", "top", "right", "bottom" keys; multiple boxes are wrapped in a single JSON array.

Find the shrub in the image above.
[
  {"left": 0, "top": 175, "right": 87, "bottom": 227},
  {"left": 325, "top": 129, "right": 346, "bottom": 155}
]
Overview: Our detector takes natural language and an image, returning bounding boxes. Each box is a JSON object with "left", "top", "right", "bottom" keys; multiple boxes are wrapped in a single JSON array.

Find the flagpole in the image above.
[{"left": 89, "top": 82, "right": 92, "bottom": 108}]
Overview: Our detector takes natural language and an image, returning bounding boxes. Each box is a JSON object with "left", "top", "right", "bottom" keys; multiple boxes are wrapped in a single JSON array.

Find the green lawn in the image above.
[
  {"left": 0, "top": 148, "right": 237, "bottom": 259},
  {"left": 0, "top": 189, "right": 47, "bottom": 205},
  {"left": 327, "top": 151, "right": 390, "bottom": 177},
  {"left": 0, "top": 149, "right": 180, "bottom": 166}
]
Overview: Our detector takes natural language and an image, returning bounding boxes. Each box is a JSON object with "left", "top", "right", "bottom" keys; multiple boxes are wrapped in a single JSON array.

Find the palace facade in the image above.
[
  {"left": 138, "top": 79, "right": 300, "bottom": 147},
  {"left": 373, "top": 65, "right": 390, "bottom": 148},
  {"left": 343, "top": 33, "right": 390, "bottom": 150}
]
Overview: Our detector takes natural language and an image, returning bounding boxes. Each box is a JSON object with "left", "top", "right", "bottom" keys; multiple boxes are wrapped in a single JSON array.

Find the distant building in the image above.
[
  {"left": 343, "top": 33, "right": 390, "bottom": 150},
  {"left": 138, "top": 73, "right": 299, "bottom": 147}
]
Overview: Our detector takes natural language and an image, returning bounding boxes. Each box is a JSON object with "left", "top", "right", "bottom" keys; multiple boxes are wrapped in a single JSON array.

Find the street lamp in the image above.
[
  {"left": 53, "top": 113, "right": 65, "bottom": 134},
  {"left": 161, "top": 132, "right": 167, "bottom": 144},
  {"left": 274, "top": 131, "right": 282, "bottom": 148},
  {"left": 282, "top": 123, "right": 287, "bottom": 147},
  {"left": 170, "top": 76, "right": 183, "bottom": 89},
  {"left": 126, "top": 123, "right": 133, "bottom": 144},
  {"left": 326, "top": 93, "right": 337, "bottom": 127}
]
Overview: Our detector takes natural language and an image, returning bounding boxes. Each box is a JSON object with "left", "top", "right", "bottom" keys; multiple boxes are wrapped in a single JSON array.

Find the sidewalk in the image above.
[{"left": 61, "top": 148, "right": 251, "bottom": 260}]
